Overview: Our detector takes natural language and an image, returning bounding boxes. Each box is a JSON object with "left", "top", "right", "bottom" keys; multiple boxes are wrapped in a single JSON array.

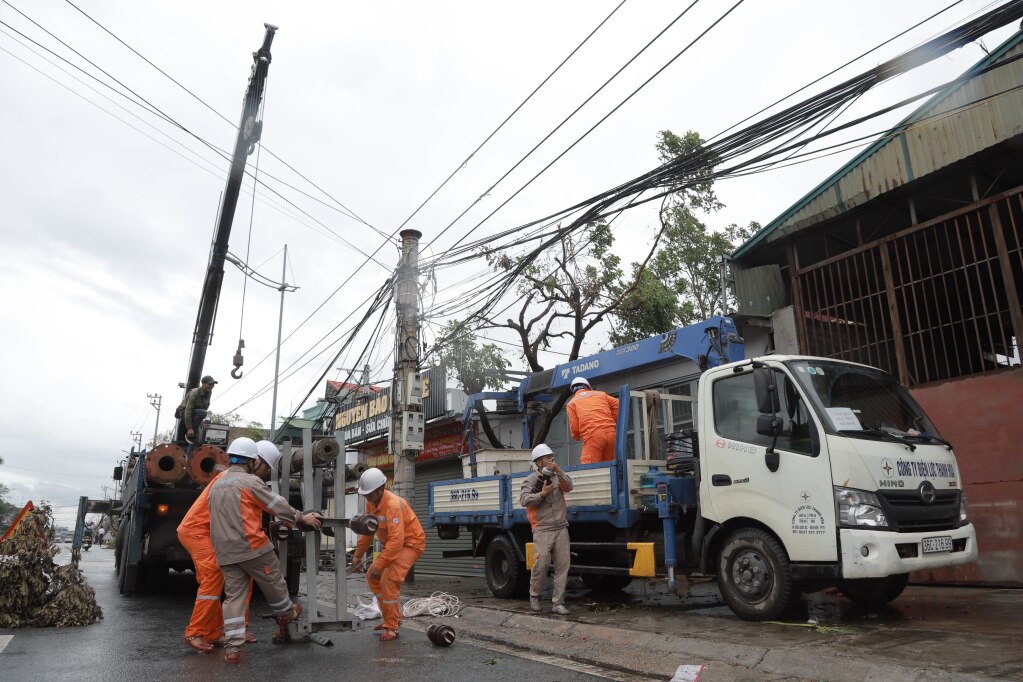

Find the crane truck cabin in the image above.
[{"left": 429, "top": 316, "right": 977, "bottom": 621}]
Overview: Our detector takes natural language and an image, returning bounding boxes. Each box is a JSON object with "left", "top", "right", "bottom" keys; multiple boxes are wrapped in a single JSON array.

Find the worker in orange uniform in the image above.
[
  {"left": 207, "top": 437, "right": 322, "bottom": 664},
  {"left": 351, "top": 467, "right": 426, "bottom": 642},
  {"left": 177, "top": 439, "right": 255, "bottom": 653},
  {"left": 566, "top": 376, "right": 619, "bottom": 464}
]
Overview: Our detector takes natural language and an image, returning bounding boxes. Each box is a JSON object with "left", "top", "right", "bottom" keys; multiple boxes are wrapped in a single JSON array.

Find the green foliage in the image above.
[
  {"left": 433, "top": 321, "right": 510, "bottom": 395},
  {"left": 610, "top": 130, "right": 758, "bottom": 344},
  {"left": 207, "top": 412, "right": 264, "bottom": 441},
  {"left": 0, "top": 457, "right": 21, "bottom": 533}
]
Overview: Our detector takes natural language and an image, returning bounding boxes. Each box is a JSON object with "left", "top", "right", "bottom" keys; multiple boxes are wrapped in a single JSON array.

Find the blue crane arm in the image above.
[{"left": 522, "top": 316, "right": 744, "bottom": 397}]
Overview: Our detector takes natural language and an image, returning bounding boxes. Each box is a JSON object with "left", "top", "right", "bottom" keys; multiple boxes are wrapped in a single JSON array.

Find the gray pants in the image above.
[
  {"left": 530, "top": 527, "right": 570, "bottom": 605},
  {"left": 221, "top": 552, "right": 294, "bottom": 653}
]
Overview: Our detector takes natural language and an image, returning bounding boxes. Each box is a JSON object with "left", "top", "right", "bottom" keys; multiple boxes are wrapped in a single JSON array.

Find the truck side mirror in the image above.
[
  {"left": 753, "top": 368, "right": 781, "bottom": 473},
  {"left": 756, "top": 415, "right": 782, "bottom": 437},
  {"left": 753, "top": 368, "right": 780, "bottom": 414},
  {"left": 113, "top": 466, "right": 123, "bottom": 481}
]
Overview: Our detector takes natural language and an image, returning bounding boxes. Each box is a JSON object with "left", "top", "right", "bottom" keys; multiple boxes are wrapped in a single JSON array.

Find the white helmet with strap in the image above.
[
  {"left": 570, "top": 376, "right": 591, "bottom": 391},
  {"left": 255, "top": 440, "right": 281, "bottom": 474},
  {"left": 226, "top": 437, "right": 258, "bottom": 459}
]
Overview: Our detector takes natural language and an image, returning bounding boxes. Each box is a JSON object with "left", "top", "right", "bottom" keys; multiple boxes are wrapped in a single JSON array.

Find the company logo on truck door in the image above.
[{"left": 560, "top": 359, "right": 600, "bottom": 380}]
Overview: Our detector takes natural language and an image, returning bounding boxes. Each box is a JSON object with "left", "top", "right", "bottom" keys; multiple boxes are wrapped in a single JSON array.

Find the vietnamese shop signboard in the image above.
[
  {"left": 334, "top": 365, "right": 447, "bottom": 445},
  {"left": 336, "top": 393, "right": 390, "bottom": 443}
]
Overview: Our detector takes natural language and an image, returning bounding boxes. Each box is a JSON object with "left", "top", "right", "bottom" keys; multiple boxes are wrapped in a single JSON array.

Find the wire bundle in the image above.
[{"left": 401, "top": 591, "right": 464, "bottom": 618}]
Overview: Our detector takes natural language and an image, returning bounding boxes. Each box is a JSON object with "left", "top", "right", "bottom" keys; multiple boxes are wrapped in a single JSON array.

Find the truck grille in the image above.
[{"left": 878, "top": 489, "right": 960, "bottom": 532}]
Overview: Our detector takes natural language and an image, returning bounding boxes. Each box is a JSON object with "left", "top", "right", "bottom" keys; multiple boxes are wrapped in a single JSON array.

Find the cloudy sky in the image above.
[{"left": 1, "top": 0, "right": 1016, "bottom": 527}]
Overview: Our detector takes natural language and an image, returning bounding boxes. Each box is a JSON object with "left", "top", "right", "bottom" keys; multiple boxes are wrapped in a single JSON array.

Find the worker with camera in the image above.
[
  {"left": 351, "top": 467, "right": 426, "bottom": 641},
  {"left": 519, "top": 443, "right": 574, "bottom": 615}
]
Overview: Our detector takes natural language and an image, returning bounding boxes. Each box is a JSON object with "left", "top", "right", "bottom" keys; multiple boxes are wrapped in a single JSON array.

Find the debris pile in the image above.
[{"left": 0, "top": 504, "right": 102, "bottom": 627}]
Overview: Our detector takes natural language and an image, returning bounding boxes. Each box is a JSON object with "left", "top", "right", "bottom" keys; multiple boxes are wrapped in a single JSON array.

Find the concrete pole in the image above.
[
  {"left": 392, "top": 229, "right": 421, "bottom": 581},
  {"left": 148, "top": 393, "right": 162, "bottom": 449}
]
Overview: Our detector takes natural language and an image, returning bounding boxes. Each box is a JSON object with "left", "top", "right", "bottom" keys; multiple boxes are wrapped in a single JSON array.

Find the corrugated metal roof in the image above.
[{"left": 734, "top": 29, "right": 1023, "bottom": 259}]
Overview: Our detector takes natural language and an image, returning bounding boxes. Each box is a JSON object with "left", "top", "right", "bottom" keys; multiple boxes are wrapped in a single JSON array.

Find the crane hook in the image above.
[{"left": 231, "top": 340, "right": 245, "bottom": 379}]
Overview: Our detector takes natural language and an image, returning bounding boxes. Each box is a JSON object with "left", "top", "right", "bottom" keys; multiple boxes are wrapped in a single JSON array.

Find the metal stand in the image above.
[{"left": 279, "top": 427, "right": 362, "bottom": 646}]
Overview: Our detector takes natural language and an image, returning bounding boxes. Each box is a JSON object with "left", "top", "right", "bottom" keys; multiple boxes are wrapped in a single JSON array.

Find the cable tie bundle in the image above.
[{"left": 401, "top": 591, "right": 463, "bottom": 618}]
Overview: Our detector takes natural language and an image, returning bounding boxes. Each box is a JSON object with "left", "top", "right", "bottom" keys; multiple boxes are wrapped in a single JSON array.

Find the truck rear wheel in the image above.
[
  {"left": 581, "top": 574, "right": 633, "bottom": 592},
  {"left": 485, "top": 535, "right": 527, "bottom": 599},
  {"left": 716, "top": 528, "right": 796, "bottom": 621},
  {"left": 838, "top": 573, "right": 908, "bottom": 606}
]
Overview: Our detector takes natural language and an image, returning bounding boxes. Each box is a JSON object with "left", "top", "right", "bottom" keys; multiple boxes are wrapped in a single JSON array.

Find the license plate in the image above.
[{"left": 922, "top": 536, "right": 953, "bottom": 553}]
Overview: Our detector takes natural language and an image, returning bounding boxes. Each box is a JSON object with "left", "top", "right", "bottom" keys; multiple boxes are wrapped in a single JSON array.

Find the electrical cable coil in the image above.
[{"left": 401, "top": 591, "right": 463, "bottom": 618}]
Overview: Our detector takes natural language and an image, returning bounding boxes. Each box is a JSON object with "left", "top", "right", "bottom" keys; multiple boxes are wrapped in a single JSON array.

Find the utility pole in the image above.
[
  {"left": 130, "top": 431, "right": 143, "bottom": 452},
  {"left": 147, "top": 393, "right": 162, "bottom": 449},
  {"left": 271, "top": 245, "right": 297, "bottom": 432},
  {"left": 391, "top": 230, "right": 424, "bottom": 581}
]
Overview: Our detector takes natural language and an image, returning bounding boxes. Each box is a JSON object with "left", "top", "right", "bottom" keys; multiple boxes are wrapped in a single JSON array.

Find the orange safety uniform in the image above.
[
  {"left": 176, "top": 469, "right": 252, "bottom": 642},
  {"left": 567, "top": 389, "right": 619, "bottom": 464},
  {"left": 353, "top": 489, "right": 426, "bottom": 631}
]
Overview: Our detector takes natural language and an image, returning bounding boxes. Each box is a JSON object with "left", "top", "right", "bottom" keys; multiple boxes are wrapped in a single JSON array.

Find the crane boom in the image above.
[{"left": 176, "top": 23, "right": 277, "bottom": 442}]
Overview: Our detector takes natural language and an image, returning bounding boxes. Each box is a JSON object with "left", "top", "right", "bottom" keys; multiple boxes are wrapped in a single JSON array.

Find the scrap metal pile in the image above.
[{"left": 0, "top": 504, "right": 102, "bottom": 627}]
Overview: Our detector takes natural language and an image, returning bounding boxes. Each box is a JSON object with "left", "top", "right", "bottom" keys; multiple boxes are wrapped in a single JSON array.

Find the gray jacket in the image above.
[
  {"left": 519, "top": 469, "right": 574, "bottom": 532},
  {"left": 207, "top": 465, "right": 302, "bottom": 565}
]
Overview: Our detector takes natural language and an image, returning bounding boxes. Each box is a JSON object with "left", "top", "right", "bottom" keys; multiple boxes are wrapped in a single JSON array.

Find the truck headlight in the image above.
[
  {"left": 959, "top": 491, "right": 968, "bottom": 525},
  {"left": 834, "top": 487, "right": 888, "bottom": 529}
]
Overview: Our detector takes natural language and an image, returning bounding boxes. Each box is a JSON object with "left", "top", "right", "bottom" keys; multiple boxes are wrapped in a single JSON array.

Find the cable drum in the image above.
[
  {"left": 290, "top": 438, "right": 341, "bottom": 473},
  {"left": 186, "top": 445, "right": 227, "bottom": 486},
  {"left": 312, "top": 437, "right": 338, "bottom": 464},
  {"left": 144, "top": 444, "right": 187, "bottom": 486}
]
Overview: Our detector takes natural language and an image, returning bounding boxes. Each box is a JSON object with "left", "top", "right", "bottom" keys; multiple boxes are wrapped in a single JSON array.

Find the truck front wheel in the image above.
[
  {"left": 838, "top": 573, "right": 908, "bottom": 606},
  {"left": 485, "top": 535, "right": 527, "bottom": 599},
  {"left": 717, "top": 528, "right": 796, "bottom": 621}
]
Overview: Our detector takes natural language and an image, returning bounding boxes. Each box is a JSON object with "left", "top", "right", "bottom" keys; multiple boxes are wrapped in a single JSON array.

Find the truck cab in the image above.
[{"left": 699, "top": 356, "right": 976, "bottom": 619}]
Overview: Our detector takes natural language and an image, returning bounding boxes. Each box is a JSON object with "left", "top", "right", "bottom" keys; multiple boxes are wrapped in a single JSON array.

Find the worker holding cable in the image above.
[
  {"left": 566, "top": 376, "right": 619, "bottom": 464},
  {"left": 351, "top": 467, "right": 426, "bottom": 642},
  {"left": 207, "top": 437, "right": 322, "bottom": 664}
]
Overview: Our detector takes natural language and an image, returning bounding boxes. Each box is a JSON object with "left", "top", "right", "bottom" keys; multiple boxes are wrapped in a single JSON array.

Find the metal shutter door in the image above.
[{"left": 413, "top": 459, "right": 482, "bottom": 577}]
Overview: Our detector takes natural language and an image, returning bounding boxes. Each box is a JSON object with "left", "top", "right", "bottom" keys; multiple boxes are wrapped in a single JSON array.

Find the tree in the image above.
[
  {"left": 483, "top": 220, "right": 662, "bottom": 445},
  {"left": 0, "top": 457, "right": 21, "bottom": 535},
  {"left": 432, "top": 320, "right": 510, "bottom": 395},
  {"left": 610, "top": 130, "right": 758, "bottom": 344},
  {"left": 207, "top": 412, "right": 265, "bottom": 442}
]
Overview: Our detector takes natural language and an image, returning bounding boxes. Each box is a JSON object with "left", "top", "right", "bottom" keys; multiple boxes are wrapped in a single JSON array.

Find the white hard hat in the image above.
[
  {"left": 570, "top": 377, "right": 591, "bottom": 390},
  {"left": 358, "top": 467, "right": 387, "bottom": 496},
  {"left": 226, "top": 436, "right": 258, "bottom": 459},
  {"left": 255, "top": 440, "right": 281, "bottom": 474},
  {"left": 531, "top": 443, "right": 554, "bottom": 461}
]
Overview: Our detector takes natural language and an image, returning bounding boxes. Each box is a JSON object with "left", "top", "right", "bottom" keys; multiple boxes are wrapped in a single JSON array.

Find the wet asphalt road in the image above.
[{"left": 0, "top": 547, "right": 601, "bottom": 682}]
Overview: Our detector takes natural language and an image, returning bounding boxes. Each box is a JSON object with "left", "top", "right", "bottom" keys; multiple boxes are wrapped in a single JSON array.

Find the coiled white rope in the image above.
[{"left": 401, "top": 591, "right": 463, "bottom": 618}]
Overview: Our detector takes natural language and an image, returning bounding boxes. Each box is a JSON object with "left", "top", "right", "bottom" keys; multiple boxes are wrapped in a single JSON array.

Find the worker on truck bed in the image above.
[
  {"left": 181, "top": 375, "right": 217, "bottom": 444},
  {"left": 566, "top": 376, "right": 619, "bottom": 464},
  {"left": 520, "top": 443, "right": 574, "bottom": 615},
  {"left": 206, "top": 437, "right": 322, "bottom": 664},
  {"left": 351, "top": 467, "right": 426, "bottom": 642}
]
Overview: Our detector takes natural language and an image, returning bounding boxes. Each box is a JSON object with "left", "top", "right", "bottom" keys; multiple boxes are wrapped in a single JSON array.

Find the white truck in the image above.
[{"left": 429, "top": 316, "right": 978, "bottom": 620}]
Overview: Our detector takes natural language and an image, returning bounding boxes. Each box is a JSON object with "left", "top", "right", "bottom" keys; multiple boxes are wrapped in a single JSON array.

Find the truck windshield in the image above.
[{"left": 787, "top": 360, "right": 942, "bottom": 441}]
